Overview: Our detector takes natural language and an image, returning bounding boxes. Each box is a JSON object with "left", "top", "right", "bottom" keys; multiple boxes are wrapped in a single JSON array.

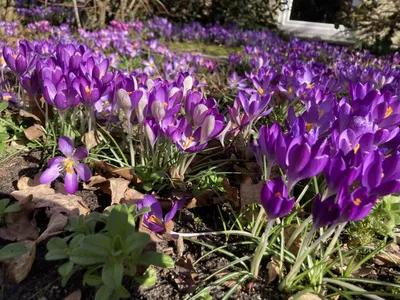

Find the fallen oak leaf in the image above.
[
  {"left": 122, "top": 188, "right": 145, "bottom": 204},
  {"left": 83, "top": 175, "right": 108, "bottom": 190},
  {"left": 82, "top": 131, "right": 101, "bottom": 151},
  {"left": 267, "top": 257, "right": 281, "bottom": 283},
  {"left": 109, "top": 178, "right": 130, "bottom": 205},
  {"left": 0, "top": 213, "right": 39, "bottom": 241},
  {"left": 36, "top": 212, "right": 68, "bottom": 244},
  {"left": 19, "top": 109, "right": 41, "bottom": 122},
  {"left": 90, "top": 161, "right": 137, "bottom": 182},
  {"left": 5, "top": 240, "right": 36, "bottom": 284},
  {"left": 24, "top": 124, "right": 45, "bottom": 141}
]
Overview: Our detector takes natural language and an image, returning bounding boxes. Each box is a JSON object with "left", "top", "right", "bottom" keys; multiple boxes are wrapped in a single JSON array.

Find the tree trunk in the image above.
[{"left": 96, "top": 0, "right": 108, "bottom": 29}]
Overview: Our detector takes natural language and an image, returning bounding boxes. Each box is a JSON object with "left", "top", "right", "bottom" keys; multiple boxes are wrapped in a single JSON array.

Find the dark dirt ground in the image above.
[{"left": 0, "top": 150, "right": 284, "bottom": 300}]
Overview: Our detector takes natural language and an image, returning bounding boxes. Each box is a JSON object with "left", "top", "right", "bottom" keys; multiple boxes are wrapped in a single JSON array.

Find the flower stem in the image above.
[
  {"left": 280, "top": 224, "right": 338, "bottom": 290},
  {"left": 250, "top": 218, "right": 274, "bottom": 278},
  {"left": 171, "top": 230, "right": 257, "bottom": 239},
  {"left": 127, "top": 123, "right": 135, "bottom": 168}
]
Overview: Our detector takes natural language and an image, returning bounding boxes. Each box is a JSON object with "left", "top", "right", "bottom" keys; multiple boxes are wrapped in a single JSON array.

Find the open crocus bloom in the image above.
[
  {"left": 137, "top": 195, "right": 185, "bottom": 233},
  {"left": 40, "top": 136, "right": 91, "bottom": 194}
]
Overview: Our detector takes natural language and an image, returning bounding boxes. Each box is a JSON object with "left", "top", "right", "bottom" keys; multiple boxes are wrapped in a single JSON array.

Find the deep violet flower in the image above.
[
  {"left": 312, "top": 194, "right": 340, "bottom": 229},
  {"left": 40, "top": 137, "right": 91, "bottom": 194},
  {"left": 260, "top": 177, "right": 295, "bottom": 220},
  {"left": 137, "top": 195, "right": 185, "bottom": 233}
]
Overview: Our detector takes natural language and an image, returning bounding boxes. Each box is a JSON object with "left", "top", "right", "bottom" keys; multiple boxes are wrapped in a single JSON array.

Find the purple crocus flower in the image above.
[
  {"left": 284, "top": 136, "right": 329, "bottom": 192},
  {"left": 337, "top": 186, "right": 377, "bottom": 222},
  {"left": 40, "top": 136, "right": 91, "bottom": 194},
  {"left": 251, "top": 123, "right": 286, "bottom": 179},
  {"left": 137, "top": 195, "right": 184, "bottom": 233},
  {"left": 312, "top": 194, "right": 340, "bottom": 229},
  {"left": 260, "top": 177, "right": 295, "bottom": 220}
]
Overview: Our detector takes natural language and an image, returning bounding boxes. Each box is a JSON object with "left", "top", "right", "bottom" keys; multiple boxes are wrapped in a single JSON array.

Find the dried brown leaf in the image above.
[
  {"left": 176, "top": 235, "right": 184, "bottom": 258},
  {"left": 83, "top": 175, "right": 108, "bottom": 190},
  {"left": 174, "top": 255, "right": 198, "bottom": 292},
  {"left": 11, "top": 181, "right": 90, "bottom": 217},
  {"left": 223, "top": 178, "right": 239, "bottom": 207},
  {"left": 24, "top": 124, "right": 45, "bottom": 141},
  {"left": 109, "top": 178, "right": 130, "bottom": 205},
  {"left": 0, "top": 214, "right": 39, "bottom": 241},
  {"left": 186, "top": 191, "right": 215, "bottom": 208},
  {"left": 19, "top": 109, "right": 41, "bottom": 122},
  {"left": 267, "top": 257, "right": 280, "bottom": 283},
  {"left": 82, "top": 131, "right": 101, "bottom": 151},
  {"left": 90, "top": 161, "right": 136, "bottom": 181},
  {"left": 36, "top": 213, "right": 68, "bottom": 244},
  {"left": 122, "top": 188, "right": 145, "bottom": 204},
  {"left": 373, "top": 243, "right": 400, "bottom": 266},
  {"left": 64, "top": 289, "right": 81, "bottom": 300},
  {"left": 284, "top": 225, "right": 302, "bottom": 256},
  {"left": 5, "top": 240, "right": 36, "bottom": 283},
  {"left": 10, "top": 140, "right": 29, "bottom": 151},
  {"left": 288, "top": 294, "right": 321, "bottom": 300},
  {"left": 240, "top": 177, "right": 262, "bottom": 207}
]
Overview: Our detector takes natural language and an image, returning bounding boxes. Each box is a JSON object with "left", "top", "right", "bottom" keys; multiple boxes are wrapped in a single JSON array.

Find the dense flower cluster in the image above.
[{"left": 1, "top": 17, "right": 400, "bottom": 231}]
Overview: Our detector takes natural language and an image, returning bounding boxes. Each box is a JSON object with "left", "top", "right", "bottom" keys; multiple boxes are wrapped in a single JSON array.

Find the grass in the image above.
[{"left": 164, "top": 41, "right": 242, "bottom": 57}]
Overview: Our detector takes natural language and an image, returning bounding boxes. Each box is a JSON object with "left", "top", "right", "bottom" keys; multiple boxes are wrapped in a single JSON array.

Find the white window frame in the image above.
[{"left": 277, "top": 0, "right": 355, "bottom": 43}]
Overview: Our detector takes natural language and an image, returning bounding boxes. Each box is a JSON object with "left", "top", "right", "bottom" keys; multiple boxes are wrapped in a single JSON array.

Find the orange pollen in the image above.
[
  {"left": 257, "top": 87, "right": 264, "bottom": 94},
  {"left": 64, "top": 159, "right": 74, "bottom": 174},
  {"left": 148, "top": 214, "right": 164, "bottom": 227},
  {"left": 353, "top": 143, "right": 360, "bottom": 154},
  {"left": 0, "top": 57, "right": 4, "bottom": 65},
  {"left": 274, "top": 192, "right": 282, "bottom": 197},
  {"left": 288, "top": 86, "right": 293, "bottom": 95},
  {"left": 184, "top": 136, "right": 195, "bottom": 148},
  {"left": 306, "top": 83, "right": 315, "bottom": 89},
  {"left": 384, "top": 107, "right": 393, "bottom": 118},
  {"left": 3, "top": 95, "right": 12, "bottom": 101},
  {"left": 163, "top": 102, "right": 168, "bottom": 107},
  {"left": 85, "top": 86, "right": 91, "bottom": 99},
  {"left": 13, "top": 54, "right": 17, "bottom": 59},
  {"left": 353, "top": 198, "right": 362, "bottom": 206},
  {"left": 305, "top": 123, "right": 313, "bottom": 133}
]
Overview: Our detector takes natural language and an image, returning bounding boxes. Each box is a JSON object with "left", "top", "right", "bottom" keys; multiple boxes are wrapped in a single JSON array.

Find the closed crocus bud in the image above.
[
  {"left": 183, "top": 75, "right": 194, "bottom": 98},
  {"left": 261, "top": 177, "right": 295, "bottom": 220},
  {"left": 116, "top": 89, "right": 131, "bottom": 113},
  {"left": 312, "top": 194, "right": 340, "bottom": 229},
  {"left": 151, "top": 100, "right": 166, "bottom": 123},
  {"left": 136, "top": 88, "right": 149, "bottom": 125}
]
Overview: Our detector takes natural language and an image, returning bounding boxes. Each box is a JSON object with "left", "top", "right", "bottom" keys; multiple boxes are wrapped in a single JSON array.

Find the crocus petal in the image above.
[
  {"left": 73, "top": 147, "right": 88, "bottom": 160},
  {"left": 40, "top": 166, "right": 61, "bottom": 184},
  {"left": 74, "top": 163, "right": 91, "bottom": 182},
  {"left": 165, "top": 201, "right": 179, "bottom": 223},
  {"left": 48, "top": 156, "right": 66, "bottom": 168},
  {"left": 142, "top": 195, "right": 163, "bottom": 220},
  {"left": 64, "top": 171, "right": 78, "bottom": 194},
  {"left": 58, "top": 136, "right": 74, "bottom": 157}
]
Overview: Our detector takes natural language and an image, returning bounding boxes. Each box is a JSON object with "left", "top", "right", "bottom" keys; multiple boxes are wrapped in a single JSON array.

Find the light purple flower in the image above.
[{"left": 40, "top": 137, "right": 91, "bottom": 194}]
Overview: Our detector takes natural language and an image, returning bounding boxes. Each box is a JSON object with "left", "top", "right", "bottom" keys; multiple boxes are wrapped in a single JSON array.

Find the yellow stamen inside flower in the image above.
[
  {"left": 13, "top": 54, "right": 17, "bottom": 59},
  {"left": 99, "top": 71, "right": 104, "bottom": 79},
  {"left": 318, "top": 108, "right": 324, "bottom": 117},
  {"left": 290, "top": 72, "right": 294, "bottom": 77},
  {"left": 64, "top": 159, "right": 74, "bottom": 174},
  {"left": 306, "top": 123, "right": 313, "bottom": 133},
  {"left": 306, "top": 83, "right": 315, "bottom": 89},
  {"left": 384, "top": 107, "right": 393, "bottom": 118},
  {"left": 0, "top": 57, "right": 4, "bottom": 65},
  {"left": 382, "top": 173, "right": 385, "bottom": 178},
  {"left": 274, "top": 192, "right": 282, "bottom": 197},
  {"left": 163, "top": 102, "right": 168, "bottom": 107},
  {"left": 353, "top": 198, "right": 361, "bottom": 206},
  {"left": 148, "top": 214, "right": 164, "bottom": 227},
  {"left": 265, "top": 71, "right": 269, "bottom": 76},
  {"left": 184, "top": 136, "right": 195, "bottom": 148},
  {"left": 288, "top": 86, "right": 293, "bottom": 95},
  {"left": 354, "top": 143, "right": 360, "bottom": 154},
  {"left": 85, "top": 86, "right": 91, "bottom": 99},
  {"left": 3, "top": 95, "right": 12, "bottom": 101},
  {"left": 257, "top": 87, "right": 264, "bottom": 94}
]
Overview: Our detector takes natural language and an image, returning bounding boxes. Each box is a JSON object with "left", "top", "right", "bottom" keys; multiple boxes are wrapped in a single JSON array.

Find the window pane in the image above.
[{"left": 290, "top": 0, "right": 343, "bottom": 23}]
